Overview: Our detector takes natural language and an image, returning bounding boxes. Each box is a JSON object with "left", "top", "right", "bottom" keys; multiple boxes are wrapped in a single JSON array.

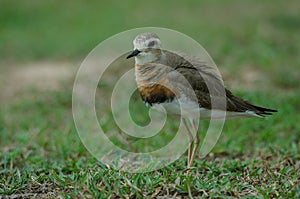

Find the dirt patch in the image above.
[
  {"left": 220, "top": 67, "right": 271, "bottom": 91},
  {"left": 0, "top": 61, "right": 274, "bottom": 104},
  {"left": 0, "top": 62, "right": 77, "bottom": 103}
]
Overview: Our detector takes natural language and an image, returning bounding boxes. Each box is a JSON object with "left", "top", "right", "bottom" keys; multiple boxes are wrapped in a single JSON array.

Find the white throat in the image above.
[{"left": 134, "top": 52, "right": 158, "bottom": 65}]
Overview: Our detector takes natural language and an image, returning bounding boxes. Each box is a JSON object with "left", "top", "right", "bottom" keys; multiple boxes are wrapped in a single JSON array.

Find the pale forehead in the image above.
[
  {"left": 133, "top": 32, "right": 161, "bottom": 45},
  {"left": 134, "top": 32, "right": 160, "bottom": 42}
]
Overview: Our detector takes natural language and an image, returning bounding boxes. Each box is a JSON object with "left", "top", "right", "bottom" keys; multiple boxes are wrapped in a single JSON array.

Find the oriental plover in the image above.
[{"left": 126, "top": 32, "right": 277, "bottom": 168}]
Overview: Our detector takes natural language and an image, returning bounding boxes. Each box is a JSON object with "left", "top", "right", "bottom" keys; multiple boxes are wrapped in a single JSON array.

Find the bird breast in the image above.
[{"left": 135, "top": 63, "right": 175, "bottom": 105}]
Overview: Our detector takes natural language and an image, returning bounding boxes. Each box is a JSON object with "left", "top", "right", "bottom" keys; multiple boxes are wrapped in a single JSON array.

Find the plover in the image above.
[{"left": 127, "top": 32, "right": 277, "bottom": 168}]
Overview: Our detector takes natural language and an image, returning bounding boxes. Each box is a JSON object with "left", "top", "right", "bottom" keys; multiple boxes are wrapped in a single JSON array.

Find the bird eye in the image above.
[{"left": 148, "top": 41, "right": 155, "bottom": 47}]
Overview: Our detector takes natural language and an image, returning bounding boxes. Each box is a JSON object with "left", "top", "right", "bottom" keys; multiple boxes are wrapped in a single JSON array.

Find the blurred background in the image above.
[
  {"left": 0, "top": 0, "right": 299, "bottom": 196},
  {"left": 1, "top": 1, "right": 300, "bottom": 99}
]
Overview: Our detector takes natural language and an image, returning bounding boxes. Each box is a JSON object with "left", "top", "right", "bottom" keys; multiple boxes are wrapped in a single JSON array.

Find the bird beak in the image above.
[{"left": 126, "top": 49, "right": 141, "bottom": 59}]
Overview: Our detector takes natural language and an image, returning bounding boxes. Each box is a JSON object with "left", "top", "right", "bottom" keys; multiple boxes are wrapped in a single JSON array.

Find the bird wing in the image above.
[
  {"left": 160, "top": 50, "right": 227, "bottom": 110},
  {"left": 159, "top": 50, "right": 277, "bottom": 115}
]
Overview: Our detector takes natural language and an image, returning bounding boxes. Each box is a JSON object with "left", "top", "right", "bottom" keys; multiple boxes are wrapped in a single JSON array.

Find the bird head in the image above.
[{"left": 127, "top": 32, "right": 162, "bottom": 64}]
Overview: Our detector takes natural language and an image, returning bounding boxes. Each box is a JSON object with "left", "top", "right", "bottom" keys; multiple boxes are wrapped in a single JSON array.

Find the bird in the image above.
[{"left": 126, "top": 32, "right": 277, "bottom": 168}]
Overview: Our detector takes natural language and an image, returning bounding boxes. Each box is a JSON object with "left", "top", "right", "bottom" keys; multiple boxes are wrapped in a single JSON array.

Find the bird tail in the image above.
[{"left": 248, "top": 104, "right": 278, "bottom": 117}]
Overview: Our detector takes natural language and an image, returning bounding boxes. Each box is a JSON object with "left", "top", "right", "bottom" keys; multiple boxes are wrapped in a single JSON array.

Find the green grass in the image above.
[
  {"left": 1, "top": 79, "right": 299, "bottom": 198},
  {"left": 1, "top": 0, "right": 300, "bottom": 198}
]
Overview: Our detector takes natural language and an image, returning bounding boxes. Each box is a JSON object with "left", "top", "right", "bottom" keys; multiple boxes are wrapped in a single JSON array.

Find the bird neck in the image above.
[
  {"left": 135, "top": 62, "right": 167, "bottom": 88},
  {"left": 134, "top": 50, "right": 164, "bottom": 65},
  {"left": 134, "top": 54, "right": 158, "bottom": 65}
]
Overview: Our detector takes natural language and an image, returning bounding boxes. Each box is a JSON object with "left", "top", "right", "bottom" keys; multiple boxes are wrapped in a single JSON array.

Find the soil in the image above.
[{"left": 0, "top": 62, "right": 76, "bottom": 103}]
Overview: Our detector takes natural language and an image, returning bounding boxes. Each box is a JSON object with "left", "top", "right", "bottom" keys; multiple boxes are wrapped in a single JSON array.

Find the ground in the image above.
[
  {"left": 1, "top": 0, "right": 300, "bottom": 198},
  {"left": 0, "top": 61, "right": 299, "bottom": 198}
]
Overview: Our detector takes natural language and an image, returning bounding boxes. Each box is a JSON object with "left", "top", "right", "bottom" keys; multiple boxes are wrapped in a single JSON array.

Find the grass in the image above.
[
  {"left": 1, "top": 0, "right": 300, "bottom": 198},
  {"left": 1, "top": 67, "right": 299, "bottom": 198}
]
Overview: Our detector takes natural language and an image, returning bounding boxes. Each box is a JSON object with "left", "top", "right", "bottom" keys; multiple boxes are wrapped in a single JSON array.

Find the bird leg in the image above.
[
  {"left": 189, "top": 132, "right": 200, "bottom": 168},
  {"left": 183, "top": 119, "right": 199, "bottom": 198},
  {"left": 188, "top": 119, "right": 201, "bottom": 168},
  {"left": 182, "top": 118, "right": 194, "bottom": 169}
]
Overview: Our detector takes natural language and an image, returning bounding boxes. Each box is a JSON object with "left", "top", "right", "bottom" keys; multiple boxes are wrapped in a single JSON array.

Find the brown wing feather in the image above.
[{"left": 161, "top": 51, "right": 277, "bottom": 115}]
